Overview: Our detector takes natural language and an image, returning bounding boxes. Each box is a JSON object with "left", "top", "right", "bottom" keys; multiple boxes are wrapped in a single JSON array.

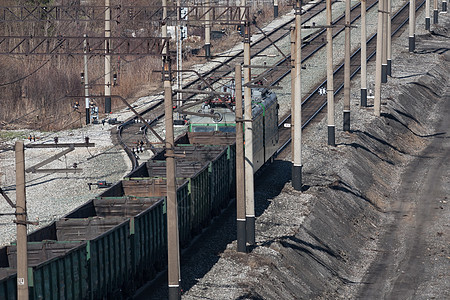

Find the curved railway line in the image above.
[
  {"left": 0, "top": 1, "right": 430, "bottom": 299},
  {"left": 117, "top": 0, "right": 329, "bottom": 167},
  {"left": 118, "top": 0, "right": 425, "bottom": 170}
]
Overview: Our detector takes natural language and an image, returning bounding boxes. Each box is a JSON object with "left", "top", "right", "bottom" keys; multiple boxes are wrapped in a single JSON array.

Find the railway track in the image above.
[
  {"left": 119, "top": 0, "right": 425, "bottom": 169},
  {"left": 0, "top": 2, "right": 429, "bottom": 298},
  {"left": 276, "top": 0, "right": 426, "bottom": 154},
  {"left": 117, "top": 0, "right": 328, "bottom": 168}
]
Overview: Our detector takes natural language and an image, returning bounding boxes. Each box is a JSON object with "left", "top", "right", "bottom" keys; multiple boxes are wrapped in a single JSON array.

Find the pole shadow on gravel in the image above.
[{"left": 254, "top": 160, "right": 293, "bottom": 218}]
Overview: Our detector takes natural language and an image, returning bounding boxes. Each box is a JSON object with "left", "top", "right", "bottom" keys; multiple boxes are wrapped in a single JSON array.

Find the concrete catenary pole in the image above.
[
  {"left": 343, "top": 0, "right": 351, "bottom": 131},
  {"left": 433, "top": 0, "right": 439, "bottom": 24},
  {"left": 163, "top": 57, "right": 181, "bottom": 300},
  {"left": 176, "top": 0, "right": 183, "bottom": 113},
  {"left": 105, "top": 0, "right": 111, "bottom": 113},
  {"left": 425, "top": 0, "right": 431, "bottom": 30},
  {"left": 292, "top": 0, "right": 302, "bottom": 190},
  {"left": 205, "top": 0, "right": 211, "bottom": 59},
  {"left": 374, "top": 0, "right": 384, "bottom": 116},
  {"left": 361, "top": 0, "right": 368, "bottom": 106},
  {"left": 83, "top": 34, "right": 90, "bottom": 124},
  {"left": 387, "top": 0, "right": 392, "bottom": 76},
  {"left": 382, "top": 0, "right": 388, "bottom": 83},
  {"left": 235, "top": 64, "right": 247, "bottom": 253},
  {"left": 409, "top": 0, "right": 416, "bottom": 52},
  {"left": 326, "top": 0, "right": 335, "bottom": 145},
  {"left": 290, "top": 26, "right": 296, "bottom": 155},
  {"left": 243, "top": 21, "right": 255, "bottom": 245},
  {"left": 274, "top": 0, "right": 279, "bottom": 18},
  {"left": 15, "top": 141, "right": 28, "bottom": 300},
  {"left": 162, "top": 0, "right": 168, "bottom": 56}
]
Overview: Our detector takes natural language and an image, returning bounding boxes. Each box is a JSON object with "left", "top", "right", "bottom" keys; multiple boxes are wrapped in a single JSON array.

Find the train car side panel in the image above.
[
  {"left": 132, "top": 199, "right": 166, "bottom": 285},
  {"left": 209, "top": 148, "right": 230, "bottom": 215},
  {"left": 189, "top": 165, "right": 211, "bottom": 235},
  {"left": 176, "top": 183, "right": 191, "bottom": 247},
  {"left": 0, "top": 273, "right": 16, "bottom": 300},
  {"left": 88, "top": 221, "right": 131, "bottom": 299},
  {"left": 252, "top": 111, "right": 265, "bottom": 172},
  {"left": 263, "top": 95, "right": 279, "bottom": 163},
  {"left": 31, "top": 244, "right": 89, "bottom": 300}
]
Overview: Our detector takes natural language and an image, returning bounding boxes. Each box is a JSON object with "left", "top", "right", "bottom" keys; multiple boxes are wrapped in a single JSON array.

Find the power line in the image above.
[{"left": 0, "top": 59, "right": 51, "bottom": 87}]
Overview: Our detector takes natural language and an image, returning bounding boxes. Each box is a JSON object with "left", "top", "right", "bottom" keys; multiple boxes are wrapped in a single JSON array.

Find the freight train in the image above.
[
  {"left": 0, "top": 88, "right": 278, "bottom": 299},
  {"left": 186, "top": 87, "right": 279, "bottom": 171}
]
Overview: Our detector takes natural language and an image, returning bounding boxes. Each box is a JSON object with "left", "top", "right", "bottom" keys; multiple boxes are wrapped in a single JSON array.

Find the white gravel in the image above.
[{"left": 0, "top": 126, "right": 130, "bottom": 246}]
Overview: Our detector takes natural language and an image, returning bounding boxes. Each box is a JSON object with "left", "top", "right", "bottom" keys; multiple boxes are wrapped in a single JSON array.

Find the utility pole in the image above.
[
  {"left": 361, "top": 0, "right": 367, "bottom": 107},
  {"left": 83, "top": 34, "right": 90, "bottom": 125},
  {"left": 387, "top": 0, "right": 392, "bottom": 76},
  {"left": 382, "top": 0, "right": 388, "bottom": 83},
  {"left": 290, "top": 26, "right": 296, "bottom": 155},
  {"left": 343, "top": 0, "right": 351, "bottom": 132},
  {"left": 163, "top": 57, "right": 181, "bottom": 300},
  {"left": 105, "top": 0, "right": 112, "bottom": 113},
  {"left": 176, "top": 0, "right": 183, "bottom": 115},
  {"left": 292, "top": 0, "right": 302, "bottom": 190},
  {"left": 205, "top": 0, "right": 211, "bottom": 59},
  {"left": 433, "top": 0, "right": 438, "bottom": 24},
  {"left": 326, "top": 0, "right": 335, "bottom": 145},
  {"left": 235, "top": 64, "right": 247, "bottom": 253},
  {"left": 409, "top": 0, "right": 416, "bottom": 52},
  {"left": 15, "top": 141, "right": 28, "bottom": 300},
  {"left": 374, "top": 0, "right": 384, "bottom": 116},
  {"left": 274, "top": 0, "right": 279, "bottom": 18},
  {"left": 426, "top": 0, "right": 431, "bottom": 30},
  {"left": 243, "top": 20, "right": 255, "bottom": 246},
  {"left": 162, "top": 0, "right": 168, "bottom": 56}
]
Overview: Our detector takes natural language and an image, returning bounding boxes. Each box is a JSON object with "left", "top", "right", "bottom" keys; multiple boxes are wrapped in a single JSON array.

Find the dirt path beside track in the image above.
[{"left": 356, "top": 70, "right": 450, "bottom": 300}]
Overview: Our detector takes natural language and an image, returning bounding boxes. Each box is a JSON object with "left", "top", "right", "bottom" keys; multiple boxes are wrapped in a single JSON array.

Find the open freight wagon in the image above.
[{"left": 0, "top": 143, "right": 236, "bottom": 299}]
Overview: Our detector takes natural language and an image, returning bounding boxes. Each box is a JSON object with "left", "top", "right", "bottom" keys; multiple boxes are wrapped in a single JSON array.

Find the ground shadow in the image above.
[
  {"left": 382, "top": 112, "right": 446, "bottom": 138},
  {"left": 338, "top": 142, "right": 395, "bottom": 166}
]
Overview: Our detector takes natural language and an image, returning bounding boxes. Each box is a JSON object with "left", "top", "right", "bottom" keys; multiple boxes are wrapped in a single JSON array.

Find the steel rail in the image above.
[
  {"left": 117, "top": 0, "right": 327, "bottom": 170},
  {"left": 276, "top": 0, "right": 427, "bottom": 155}
]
